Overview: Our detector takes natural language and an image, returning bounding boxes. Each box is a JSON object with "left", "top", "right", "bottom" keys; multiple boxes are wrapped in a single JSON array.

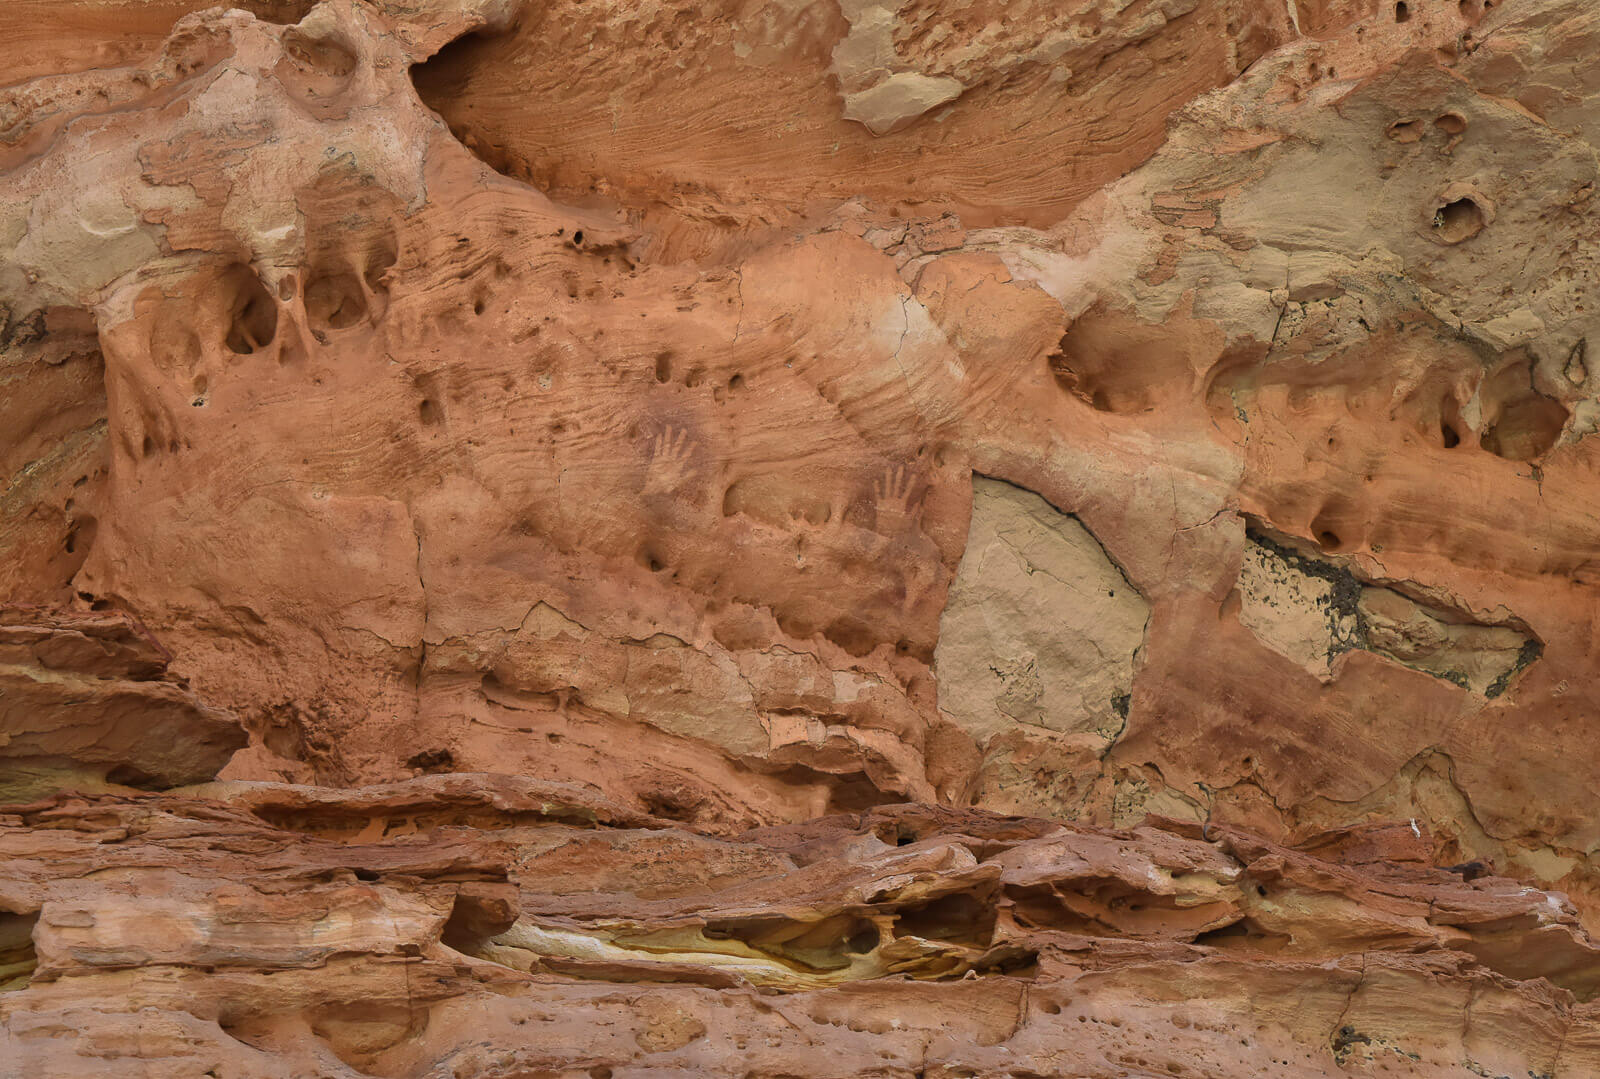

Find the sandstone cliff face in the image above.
[{"left": 4, "top": 0, "right": 1600, "bottom": 1074}]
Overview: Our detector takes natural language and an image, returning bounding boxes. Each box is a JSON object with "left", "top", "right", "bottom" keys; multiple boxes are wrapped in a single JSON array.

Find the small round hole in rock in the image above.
[
  {"left": 418, "top": 399, "right": 440, "bottom": 425},
  {"left": 222, "top": 266, "right": 279, "bottom": 354},
  {"left": 1434, "top": 112, "right": 1467, "bottom": 135},
  {"left": 1481, "top": 396, "right": 1569, "bottom": 461},
  {"left": 1386, "top": 119, "right": 1424, "bottom": 143},
  {"left": 406, "top": 747, "right": 454, "bottom": 772},
  {"left": 1434, "top": 197, "right": 1485, "bottom": 243},
  {"left": 1441, "top": 421, "right": 1460, "bottom": 448},
  {"left": 1395, "top": 1, "right": 1410, "bottom": 21},
  {"left": 845, "top": 924, "right": 879, "bottom": 954},
  {"left": 640, "top": 789, "right": 699, "bottom": 821},
  {"left": 105, "top": 764, "right": 160, "bottom": 789},
  {"left": 304, "top": 273, "right": 367, "bottom": 330}
]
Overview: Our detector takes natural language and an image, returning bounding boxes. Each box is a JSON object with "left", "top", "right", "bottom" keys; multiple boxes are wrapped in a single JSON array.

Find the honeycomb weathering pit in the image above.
[{"left": 5, "top": 0, "right": 1600, "bottom": 1075}]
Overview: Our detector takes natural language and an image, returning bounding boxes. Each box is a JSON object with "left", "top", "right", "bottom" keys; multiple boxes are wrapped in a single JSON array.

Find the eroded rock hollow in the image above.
[{"left": 4, "top": 0, "right": 1600, "bottom": 1074}]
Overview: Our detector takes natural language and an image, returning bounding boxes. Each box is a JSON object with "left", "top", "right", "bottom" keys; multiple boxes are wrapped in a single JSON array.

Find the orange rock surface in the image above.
[{"left": 4, "top": 0, "right": 1600, "bottom": 1074}]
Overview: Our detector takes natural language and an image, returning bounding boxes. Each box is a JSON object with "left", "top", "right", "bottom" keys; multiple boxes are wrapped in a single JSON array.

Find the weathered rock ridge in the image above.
[{"left": 5, "top": 0, "right": 1600, "bottom": 1073}]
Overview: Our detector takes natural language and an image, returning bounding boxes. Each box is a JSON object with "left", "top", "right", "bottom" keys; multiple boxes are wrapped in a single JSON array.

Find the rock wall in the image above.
[{"left": 5, "top": 0, "right": 1600, "bottom": 1074}]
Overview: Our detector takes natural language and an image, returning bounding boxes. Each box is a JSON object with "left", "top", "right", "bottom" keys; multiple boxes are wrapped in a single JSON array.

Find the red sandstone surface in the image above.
[{"left": 4, "top": 0, "right": 1600, "bottom": 1074}]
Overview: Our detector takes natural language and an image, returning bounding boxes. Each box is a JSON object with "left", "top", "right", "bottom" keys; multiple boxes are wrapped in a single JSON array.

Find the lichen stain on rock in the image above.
[{"left": 1236, "top": 524, "right": 1537, "bottom": 696}]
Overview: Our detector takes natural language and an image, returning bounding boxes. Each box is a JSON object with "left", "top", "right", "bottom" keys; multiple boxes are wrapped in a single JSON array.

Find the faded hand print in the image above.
[{"left": 643, "top": 425, "right": 699, "bottom": 497}]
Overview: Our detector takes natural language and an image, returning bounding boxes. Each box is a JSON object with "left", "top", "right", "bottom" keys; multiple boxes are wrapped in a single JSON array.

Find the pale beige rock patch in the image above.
[{"left": 936, "top": 477, "right": 1147, "bottom": 746}]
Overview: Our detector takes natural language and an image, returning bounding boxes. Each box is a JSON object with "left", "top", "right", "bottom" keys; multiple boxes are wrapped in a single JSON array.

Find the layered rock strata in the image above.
[{"left": 5, "top": 780, "right": 1599, "bottom": 1077}]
